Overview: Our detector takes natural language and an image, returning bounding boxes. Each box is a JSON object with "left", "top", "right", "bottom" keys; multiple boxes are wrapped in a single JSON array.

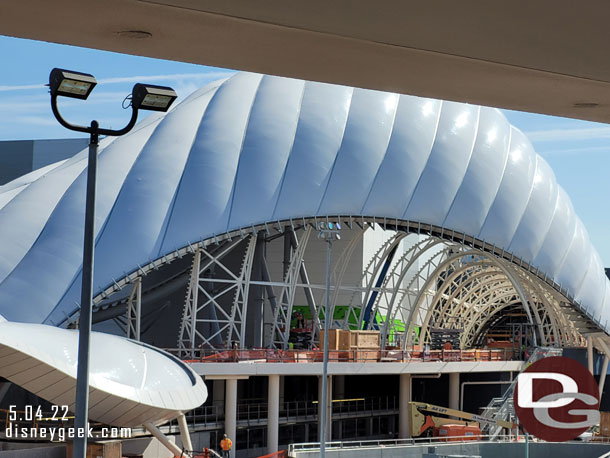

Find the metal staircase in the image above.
[{"left": 480, "top": 347, "right": 563, "bottom": 438}]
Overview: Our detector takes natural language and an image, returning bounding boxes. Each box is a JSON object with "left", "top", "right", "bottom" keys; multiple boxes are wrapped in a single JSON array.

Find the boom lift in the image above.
[{"left": 408, "top": 401, "right": 516, "bottom": 440}]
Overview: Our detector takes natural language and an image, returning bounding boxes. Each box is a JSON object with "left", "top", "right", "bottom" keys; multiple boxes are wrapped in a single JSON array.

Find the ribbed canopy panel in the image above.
[{"left": 0, "top": 72, "right": 606, "bottom": 330}]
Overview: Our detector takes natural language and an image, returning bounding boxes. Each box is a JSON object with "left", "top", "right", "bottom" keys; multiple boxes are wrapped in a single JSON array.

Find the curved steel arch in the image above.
[
  {"left": 465, "top": 299, "right": 523, "bottom": 347},
  {"left": 430, "top": 273, "right": 517, "bottom": 337},
  {"left": 363, "top": 237, "right": 446, "bottom": 333},
  {"left": 379, "top": 241, "right": 453, "bottom": 348},
  {"left": 419, "top": 264, "right": 509, "bottom": 331},
  {"left": 0, "top": 73, "right": 606, "bottom": 345},
  {"left": 405, "top": 247, "right": 535, "bottom": 348},
  {"left": 96, "top": 219, "right": 598, "bottom": 352}
]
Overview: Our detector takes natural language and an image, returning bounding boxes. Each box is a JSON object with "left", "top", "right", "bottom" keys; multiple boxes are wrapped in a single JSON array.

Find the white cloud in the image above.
[
  {"left": 538, "top": 145, "right": 610, "bottom": 156},
  {"left": 525, "top": 126, "right": 610, "bottom": 142},
  {"left": 98, "top": 71, "right": 233, "bottom": 85},
  {"left": 0, "top": 83, "right": 46, "bottom": 92}
]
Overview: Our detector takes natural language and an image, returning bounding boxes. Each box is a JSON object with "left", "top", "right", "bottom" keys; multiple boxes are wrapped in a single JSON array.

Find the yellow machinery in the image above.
[{"left": 408, "top": 401, "right": 516, "bottom": 438}]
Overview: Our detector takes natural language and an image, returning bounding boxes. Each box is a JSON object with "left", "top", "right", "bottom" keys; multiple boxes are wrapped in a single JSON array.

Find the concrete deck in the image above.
[{"left": 189, "top": 360, "right": 525, "bottom": 377}]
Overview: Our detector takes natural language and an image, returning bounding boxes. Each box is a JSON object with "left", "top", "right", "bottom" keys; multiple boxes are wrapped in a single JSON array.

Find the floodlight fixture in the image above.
[
  {"left": 49, "top": 68, "right": 97, "bottom": 100},
  {"left": 48, "top": 67, "right": 178, "bottom": 458},
  {"left": 132, "top": 83, "right": 178, "bottom": 112}
]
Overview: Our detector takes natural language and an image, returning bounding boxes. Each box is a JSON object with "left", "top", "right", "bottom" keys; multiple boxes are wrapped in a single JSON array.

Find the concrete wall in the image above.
[
  {"left": 292, "top": 442, "right": 610, "bottom": 458},
  {"left": 0, "top": 138, "right": 87, "bottom": 185}
]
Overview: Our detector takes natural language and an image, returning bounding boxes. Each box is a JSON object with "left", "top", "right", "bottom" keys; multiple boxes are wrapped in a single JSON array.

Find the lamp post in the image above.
[
  {"left": 317, "top": 221, "right": 341, "bottom": 458},
  {"left": 48, "top": 68, "right": 177, "bottom": 458}
]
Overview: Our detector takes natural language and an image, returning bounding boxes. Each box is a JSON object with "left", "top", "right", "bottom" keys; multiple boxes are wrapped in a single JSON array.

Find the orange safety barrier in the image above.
[{"left": 175, "top": 347, "right": 516, "bottom": 364}]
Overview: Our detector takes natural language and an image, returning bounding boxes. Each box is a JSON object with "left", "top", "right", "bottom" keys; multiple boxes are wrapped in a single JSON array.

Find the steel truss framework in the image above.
[{"left": 84, "top": 217, "right": 604, "bottom": 356}]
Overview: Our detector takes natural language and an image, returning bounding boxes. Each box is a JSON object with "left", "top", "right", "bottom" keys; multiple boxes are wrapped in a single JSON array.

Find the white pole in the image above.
[
  {"left": 449, "top": 373, "right": 460, "bottom": 411},
  {"left": 399, "top": 374, "right": 412, "bottom": 438},
  {"left": 600, "top": 355, "right": 610, "bottom": 398},
  {"left": 225, "top": 378, "right": 238, "bottom": 458},
  {"left": 267, "top": 375, "right": 280, "bottom": 454},
  {"left": 320, "top": 239, "right": 332, "bottom": 458},
  {"left": 145, "top": 421, "right": 189, "bottom": 458},
  {"left": 177, "top": 413, "right": 194, "bottom": 454}
]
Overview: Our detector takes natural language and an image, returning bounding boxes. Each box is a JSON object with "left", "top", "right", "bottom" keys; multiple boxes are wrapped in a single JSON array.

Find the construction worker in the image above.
[
  {"left": 295, "top": 311, "right": 305, "bottom": 329},
  {"left": 220, "top": 433, "right": 232, "bottom": 458}
]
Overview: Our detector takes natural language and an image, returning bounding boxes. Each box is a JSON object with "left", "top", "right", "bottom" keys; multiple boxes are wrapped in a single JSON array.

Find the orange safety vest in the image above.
[{"left": 220, "top": 438, "right": 233, "bottom": 451}]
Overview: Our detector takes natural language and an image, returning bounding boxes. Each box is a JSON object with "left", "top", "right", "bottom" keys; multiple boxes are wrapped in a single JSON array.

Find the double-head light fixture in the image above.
[
  {"left": 318, "top": 221, "right": 342, "bottom": 240},
  {"left": 49, "top": 68, "right": 177, "bottom": 136},
  {"left": 48, "top": 67, "right": 178, "bottom": 458}
]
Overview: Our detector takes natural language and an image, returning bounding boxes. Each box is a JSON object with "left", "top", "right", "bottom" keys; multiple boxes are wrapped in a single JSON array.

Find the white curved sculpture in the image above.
[
  {"left": 0, "top": 321, "right": 207, "bottom": 427},
  {"left": 0, "top": 72, "right": 607, "bottom": 332}
]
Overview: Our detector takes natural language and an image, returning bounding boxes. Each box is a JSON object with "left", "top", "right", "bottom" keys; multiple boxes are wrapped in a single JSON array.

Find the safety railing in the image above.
[
  {"left": 168, "top": 348, "right": 517, "bottom": 363},
  {"left": 330, "top": 396, "right": 397, "bottom": 415},
  {"left": 288, "top": 434, "right": 522, "bottom": 455},
  {"left": 185, "top": 405, "right": 222, "bottom": 425},
  {"left": 481, "top": 346, "right": 563, "bottom": 438},
  {"left": 183, "top": 396, "right": 397, "bottom": 428},
  {"left": 283, "top": 400, "right": 318, "bottom": 419},
  {"left": 238, "top": 403, "right": 268, "bottom": 422},
  {"left": 288, "top": 432, "right": 605, "bottom": 455}
]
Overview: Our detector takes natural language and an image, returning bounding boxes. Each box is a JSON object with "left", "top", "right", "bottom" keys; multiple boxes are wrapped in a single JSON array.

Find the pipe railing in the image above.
[
  {"left": 168, "top": 348, "right": 516, "bottom": 363},
  {"left": 180, "top": 396, "right": 398, "bottom": 428},
  {"left": 288, "top": 433, "right": 608, "bottom": 455},
  {"left": 286, "top": 434, "right": 546, "bottom": 455}
]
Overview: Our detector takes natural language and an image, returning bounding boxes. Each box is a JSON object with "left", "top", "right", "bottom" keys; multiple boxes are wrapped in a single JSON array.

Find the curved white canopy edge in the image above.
[
  {"left": 0, "top": 321, "right": 207, "bottom": 427},
  {"left": 0, "top": 72, "right": 606, "bottom": 332}
]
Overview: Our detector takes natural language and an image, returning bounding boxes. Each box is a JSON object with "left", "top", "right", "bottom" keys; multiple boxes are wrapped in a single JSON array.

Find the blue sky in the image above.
[{"left": 1, "top": 36, "right": 609, "bottom": 265}]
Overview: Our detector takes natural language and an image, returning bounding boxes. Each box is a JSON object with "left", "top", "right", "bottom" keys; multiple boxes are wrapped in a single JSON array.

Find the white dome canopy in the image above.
[
  {"left": 0, "top": 72, "right": 607, "bottom": 332},
  {"left": 0, "top": 321, "right": 207, "bottom": 427}
]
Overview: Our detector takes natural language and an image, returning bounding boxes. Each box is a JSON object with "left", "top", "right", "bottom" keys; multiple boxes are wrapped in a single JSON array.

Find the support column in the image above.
[
  {"left": 126, "top": 277, "right": 142, "bottom": 341},
  {"left": 247, "top": 234, "right": 266, "bottom": 349},
  {"left": 177, "top": 413, "right": 193, "bottom": 454},
  {"left": 145, "top": 422, "right": 188, "bottom": 458},
  {"left": 318, "top": 375, "right": 332, "bottom": 442},
  {"left": 600, "top": 355, "right": 610, "bottom": 398},
  {"left": 588, "top": 336, "right": 594, "bottom": 375},
  {"left": 225, "top": 379, "right": 238, "bottom": 458},
  {"left": 267, "top": 375, "right": 280, "bottom": 454},
  {"left": 449, "top": 373, "right": 460, "bottom": 411},
  {"left": 399, "top": 374, "right": 412, "bottom": 438}
]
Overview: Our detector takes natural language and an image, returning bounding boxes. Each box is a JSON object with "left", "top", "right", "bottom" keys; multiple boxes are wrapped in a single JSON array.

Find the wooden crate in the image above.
[
  {"left": 66, "top": 441, "right": 122, "bottom": 458},
  {"left": 353, "top": 350, "right": 380, "bottom": 362},
  {"left": 349, "top": 330, "right": 380, "bottom": 349},
  {"left": 320, "top": 329, "right": 351, "bottom": 350}
]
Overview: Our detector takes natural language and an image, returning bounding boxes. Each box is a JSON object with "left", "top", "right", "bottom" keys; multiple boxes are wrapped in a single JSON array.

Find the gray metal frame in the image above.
[{"left": 80, "top": 217, "right": 602, "bottom": 356}]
